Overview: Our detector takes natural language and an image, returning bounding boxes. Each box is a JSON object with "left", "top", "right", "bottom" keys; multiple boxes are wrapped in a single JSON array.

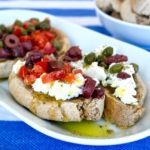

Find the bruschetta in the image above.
[
  {"left": 64, "top": 45, "right": 146, "bottom": 127},
  {"left": 0, "top": 18, "right": 70, "bottom": 78},
  {"left": 8, "top": 49, "right": 105, "bottom": 122}
]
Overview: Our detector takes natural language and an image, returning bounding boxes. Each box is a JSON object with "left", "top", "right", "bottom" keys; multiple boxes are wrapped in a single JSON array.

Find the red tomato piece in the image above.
[
  {"left": 13, "top": 26, "right": 22, "bottom": 36},
  {"left": 44, "top": 31, "right": 56, "bottom": 40},
  {"left": 41, "top": 73, "right": 55, "bottom": 83},
  {"left": 33, "top": 64, "right": 45, "bottom": 74},
  {"left": 42, "top": 57, "right": 50, "bottom": 62},
  {"left": 35, "top": 61, "right": 48, "bottom": 72},
  {"left": 20, "top": 35, "right": 31, "bottom": 42},
  {"left": 73, "top": 69, "right": 83, "bottom": 74},
  {"left": 64, "top": 63, "right": 72, "bottom": 74},
  {"left": 54, "top": 70, "right": 66, "bottom": 80},
  {"left": 23, "top": 21, "right": 30, "bottom": 29},
  {"left": 43, "top": 42, "right": 56, "bottom": 55},
  {"left": 24, "top": 74, "right": 36, "bottom": 85},
  {"left": 18, "top": 66, "right": 28, "bottom": 79},
  {"left": 31, "top": 30, "right": 47, "bottom": 48},
  {"left": 64, "top": 73, "right": 75, "bottom": 84}
]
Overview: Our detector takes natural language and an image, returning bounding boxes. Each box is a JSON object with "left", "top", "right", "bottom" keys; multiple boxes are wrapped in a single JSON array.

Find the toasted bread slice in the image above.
[
  {"left": 0, "top": 27, "right": 70, "bottom": 79},
  {"left": 8, "top": 72, "right": 105, "bottom": 122},
  {"left": 103, "top": 74, "right": 146, "bottom": 128}
]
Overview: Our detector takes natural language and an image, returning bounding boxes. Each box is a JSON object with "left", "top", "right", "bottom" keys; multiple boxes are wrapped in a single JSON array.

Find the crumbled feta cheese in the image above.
[
  {"left": 103, "top": 63, "right": 138, "bottom": 105},
  {"left": 83, "top": 62, "right": 107, "bottom": 82},
  {"left": 32, "top": 73, "right": 85, "bottom": 101}
]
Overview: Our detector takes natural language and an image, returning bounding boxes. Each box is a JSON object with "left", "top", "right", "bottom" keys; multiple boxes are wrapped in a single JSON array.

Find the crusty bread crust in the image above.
[
  {"left": 103, "top": 74, "right": 146, "bottom": 128},
  {"left": 0, "top": 59, "right": 16, "bottom": 78},
  {"left": 8, "top": 72, "right": 105, "bottom": 121},
  {"left": 0, "top": 27, "right": 70, "bottom": 79}
]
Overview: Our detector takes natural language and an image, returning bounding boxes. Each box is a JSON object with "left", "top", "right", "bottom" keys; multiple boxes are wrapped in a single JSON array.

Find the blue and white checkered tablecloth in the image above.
[{"left": 0, "top": 0, "right": 150, "bottom": 149}]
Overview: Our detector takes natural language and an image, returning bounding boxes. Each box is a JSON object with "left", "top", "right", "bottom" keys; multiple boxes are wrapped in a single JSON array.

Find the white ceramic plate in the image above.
[{"left": 0, "top": 9, "right": 150, "bottom": 146}]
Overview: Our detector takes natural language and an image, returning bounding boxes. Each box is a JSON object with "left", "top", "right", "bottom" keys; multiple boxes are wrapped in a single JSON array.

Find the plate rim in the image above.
[{"left": 0, "top": 9, "right": 150, "bottom": 146}]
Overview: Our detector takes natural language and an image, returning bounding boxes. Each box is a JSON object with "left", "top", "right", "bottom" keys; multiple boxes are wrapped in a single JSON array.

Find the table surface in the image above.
[{"left": 0, "top": 0, "right": 149, "bottom": 149}]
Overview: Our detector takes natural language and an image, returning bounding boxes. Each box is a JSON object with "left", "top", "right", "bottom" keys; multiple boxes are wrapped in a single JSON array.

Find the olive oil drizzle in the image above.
[{"left": 57, "top": 121, "right": 113, "bottom": 138}]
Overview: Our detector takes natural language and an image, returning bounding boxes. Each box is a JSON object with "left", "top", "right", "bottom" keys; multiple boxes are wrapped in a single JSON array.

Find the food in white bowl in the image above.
[
  {"left": 97, "top": 0, "right": 150, "bottom": 25},
  {"left": 95, "top": 0, "right": 150, "bottom": 47}
]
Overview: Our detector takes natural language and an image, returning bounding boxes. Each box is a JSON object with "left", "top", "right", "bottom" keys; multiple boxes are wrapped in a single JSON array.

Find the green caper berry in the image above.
[
  {"left": 100, "top": 62, "right": 108, "bottom": 68},
  {"left": 84, "top": 52, "right": 96, "bottom": 65},
  {"left": 36, "top": 19, "right": 50, "bottom": 30},
  {"left": 0, "top": 40, "right": 3, "bottom": 48},
  {"left": 6, "top": 27, "right": 13, "bottom": 34},
  {"left": 131, "top": 63, "right": 139, "bottom": 73},
  {"left": 14, "top": 19, "right": 23, "bottom": 26},
  {"left": 0, "top": 24, "right": 6, "bottom": 32},
  {"left": 30, "top": 18, "right": 39, "bottom": 22},
  {"left": 102, "top": 46, "right": 113, "bottom": 57},
  {"left": 109, "top": 64, "right": 123, "bottom": 74},
  {"left": 97, "top": 55, "right": 105, "bottom": 63},
  {"left": 21, "top": 29, "right": 28, "bottom": 35},
  {"left": 52, "top": 40, "right": 61, "bottom": 51},
  {"left": 27, "top": 24, "right": 36, "bottom": 33}
]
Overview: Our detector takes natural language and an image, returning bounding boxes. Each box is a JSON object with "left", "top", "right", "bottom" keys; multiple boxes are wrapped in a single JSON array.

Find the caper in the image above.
[
  {"left": 14, "top": 19, "right": 23, "bottom": 26},
  {"left": 52, "top": 40, "right": 61, "bottom": 51},
  {"left": 84, "top": 52, "right": 96, "bottom": 65},
  {"left": 109, "top": 64, "right": 123, "bottom": 74},
  {"left": 36, "top": 19, "right": 50, "bottom": 30},
  {"left": 21, "top": 29, "right": 28, "bottom": 35},
  {"left": 30, "top": 18, "right": 39, "bottom": 22},
  {"left": 0, "top": 40, "right": 3, "bottom": 48},
  {"left": 131, "top": 63, "right": 139, "bottom": 73},
  {"left": 102, "top": 46, "right": 113, "bottom": 57},
  {"left": 6, "top": 27, "right": 13, "bottom": 34},
  {"left": 0, "top": 24, "right": 6, "bottom": 32},
  {"left": 97, "top": 55, "right": 105, "bottom": 63},
  {"left": 100, "top": 62, "right": 108, "bottom": 68},
  {"left": 27, "top": 24, "right": 36, "bottom": 33}
]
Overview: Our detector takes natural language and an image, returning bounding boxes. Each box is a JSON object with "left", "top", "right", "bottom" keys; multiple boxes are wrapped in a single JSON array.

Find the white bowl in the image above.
[{"left": 95, "top": 0, "right": 150, "bottom": 49}]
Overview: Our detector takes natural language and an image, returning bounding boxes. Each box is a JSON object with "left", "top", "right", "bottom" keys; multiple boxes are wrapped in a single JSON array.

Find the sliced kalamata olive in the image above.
[
  {"left": 21, "top": 40, "right": 32, "bottom": 52},
  {"left": 64, "top": 46, "right": 82, "bottom": 62},
  {"left": 117, "top": 72, "right": 131, "bottom": 79},
  {"left": 82, "top": 77, "right": 96, "bottom": 98},
  {"left": 0, "top": 48, "right": 12, "bottom": 59},
  {"left": 105, "top": 54, "right": 128, "bottom": 65},
  {"left": 12, "top": 45, "right": 25, "bottom": 57},
  {"left": 92, "top": 88, "right": 104, "bottom": 99},
  {"left": 48, "top": 60, "right": 64, "bottom": 72},
  {"left": 4, "top": 34, "right": 20, "bottom": 48},
  {"left": 25, "top": 51, "right": 43, "bottom": 68}
]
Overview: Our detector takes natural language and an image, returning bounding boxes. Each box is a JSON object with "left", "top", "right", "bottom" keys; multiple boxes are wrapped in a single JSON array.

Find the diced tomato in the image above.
[
  {"left": 54, "top": 70, "right": 66, "bottom": 80},
  {"left": 42, "top": 57, "right": 50, "bottom": 62},
  {"left": 64, "top": 63, "right": 72, "bottom": 74},
  {"left": 64, "top": 73, "right": 75, "bottom": 84},
  {"left": 43, "top": 42, "right": 56, "bottom": 55},
  {"left": 23, "top": 21, "right": 30, "bottom": 29},
  {"left": 44, "top": 31, "right": 56, "bottom": 40},
  {"left": 20, "top": 35, "right": 31, "bottom": 42},
  {"left": 31, "top": 30, "right": 47, "bottom": 48},
  {"left": 13, "top": 26, "right": 22, "bottom": 36},
  {"left": 42, "top": 70, "right": 66, "bottom": 83},
  {"left": 24, "top": 74, "right": 36, "bottom": 85},
  {"left": 73, "top": 69, "right": 83, "bottom": 74},
  {"left": 33, "top": 64, "right": 45, "bottom": 74},
  {"left": 18, "top": 66, "right": 28, "bottom": 79},
  {"left": 35, "top": 61, "right": 48, "bottom": 72},
  {"left": 42, "top": 73, "right": 55, "bottom": 83}
]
